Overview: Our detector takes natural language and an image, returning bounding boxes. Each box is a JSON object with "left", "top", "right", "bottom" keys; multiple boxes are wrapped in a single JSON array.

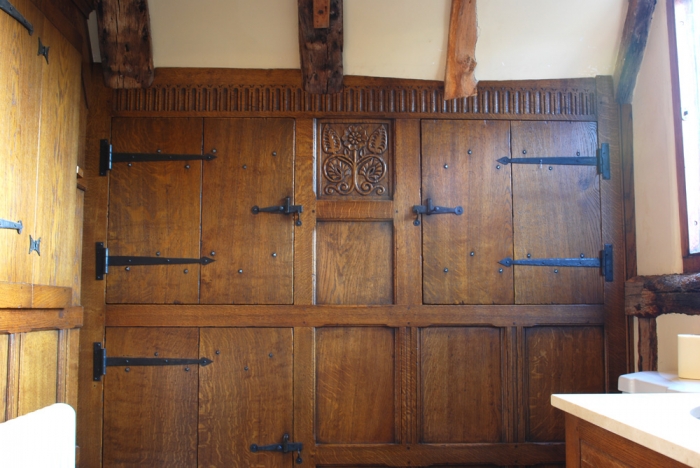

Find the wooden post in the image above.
[
  {"left": 444, "top": 0, "right": 478, "bottom": 100},
  {"left": 298, "top": 0, "right": 343, "bottom": 94},
  {"left": 614, "top": 0, "right": 657, "bottom": 104}
]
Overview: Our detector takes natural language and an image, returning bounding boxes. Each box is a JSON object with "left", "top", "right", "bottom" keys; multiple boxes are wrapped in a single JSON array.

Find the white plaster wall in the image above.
[
  {"left": 145, "top": 0, "right": 626, "bottom": 81},
  {"left": 632, "top": 0, "right": 700, "bottom": 373}
]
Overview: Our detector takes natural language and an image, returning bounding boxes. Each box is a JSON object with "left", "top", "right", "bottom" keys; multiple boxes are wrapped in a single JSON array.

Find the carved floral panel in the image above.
[{"left": 318, "top": 121, "right": 393, "bottom": 199}]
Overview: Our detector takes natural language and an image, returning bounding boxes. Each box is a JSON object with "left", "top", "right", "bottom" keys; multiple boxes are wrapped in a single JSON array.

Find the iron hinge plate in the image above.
[
  {"left": 99, "top": 139, "right": 217, "bottom": 176},
  {"left": 0, "top": 0, "right": 33, "bottom": 35},
  {"left": 497, "top": 143, "right": 611, "bottom": 180},
  {"left": 499, "top": 244, "right": 613, "bottom": 282},
  {"left": 0, "top": 218, "right": 22, "bottom": 234}
]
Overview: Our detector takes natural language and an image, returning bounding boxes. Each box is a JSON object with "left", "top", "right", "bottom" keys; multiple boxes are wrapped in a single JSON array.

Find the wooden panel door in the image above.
[
  {"left": 103, "top": 328, "right": 199, "bottom": 467},
  {"left": 201, "top": 119, "right": 295, "bottom": 304},
  {"left": 32, "top": 18, "right": 81, "bottom": 288},
  {"left": 199, "top": 328, "right": 294, "bottom": 467},
  {"left": 0, "top": 0, "right": 44, "bottom": 284},
  {"left": 511, "top": 121, "right": 603, "bottom": 304},
  {"left": 421, "top": 120, "right": 513, "bottom": 304},
  {"left": 107, "top": 118, "right": 203, "bottom": 304}
]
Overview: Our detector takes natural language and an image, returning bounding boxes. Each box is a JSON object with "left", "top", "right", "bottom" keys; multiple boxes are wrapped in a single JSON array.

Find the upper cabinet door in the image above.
[
  {"left": 421, "top": 120, "right": 513, "bottom": 305},
  {"left": 0, "top": 0, "right": 45, "bottom": 285},
  {"left": 511, "top": 121, "right": 603, "bottom": 304},
  {"left": 201, "top": 119, "right": 295, "bottom": 304},
  {"left": 107, "top": 118, "right": 203, "bottom": 304}
]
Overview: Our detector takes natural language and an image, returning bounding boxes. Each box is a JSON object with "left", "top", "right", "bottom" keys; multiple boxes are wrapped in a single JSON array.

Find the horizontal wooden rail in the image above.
[
  {"left": 0, "top": 282, "right": 72, "bottom": 309},
  {"left": 0, "top": 307, "right": 83, "bottom": 334},
  {"left": 105, "top": 304, "right": 604, "bottom": 328}
]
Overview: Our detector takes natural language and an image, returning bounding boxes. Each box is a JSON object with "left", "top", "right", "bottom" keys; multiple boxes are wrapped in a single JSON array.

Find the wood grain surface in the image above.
[
  {"left": 512, "top": 121, "right": 603, "bottom": 304},
  {"left": 201, "top": 118, "right": 295, "bottom": 304},
  {"left": 199, "top": 328, "right": 294, "bottom": 468},
  {"left": 103, "top": 327, "right": 198, "bottom": 467},
  {"left": 17, "top": 330, "right": 59, "bottom": 416},
  {"left": 107, "top": 117, "right": 203, "bottom": 304},
  {"left": 421, "top": 120, "right": 513, "bottom": 304}
]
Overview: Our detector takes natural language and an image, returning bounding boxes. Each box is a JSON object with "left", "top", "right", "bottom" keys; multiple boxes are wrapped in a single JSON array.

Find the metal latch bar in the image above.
[
  {"left": 0, "top": 218, "right": 22, "bottom": 234},
  {"left": 497, "top": 143, "right": 611, "bottom": 180},
  {"left": 99, "top": 139, "right": 217, "bottom": 176},
  {"left": 0, "top": 0, "right": 33, "bottom": 35},
  {"left": 498, "top": 244, "right": 613, "bottom": 282},
  {"left": 252, "top": 197, "right": 303, "bottom": 226},
  {"left": 95, "top": 242, "right": 214, "bottom": 280},
  {"left": 251, "top": 434, "right": 303, "bottom": 464},
  {"left": 412, "top": 198, "right": 463, "bottom": 226},
  {"left": 93, "top": 342, "right": 213, "bottom": 381}
]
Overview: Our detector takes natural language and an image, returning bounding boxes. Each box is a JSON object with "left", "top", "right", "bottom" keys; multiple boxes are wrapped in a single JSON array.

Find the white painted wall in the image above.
[
  {"left": 632, "top": 0, "right": 700, "bottom": 373},
  {"left": 144, "top": 0, "right": 626, "bottom": 81}
]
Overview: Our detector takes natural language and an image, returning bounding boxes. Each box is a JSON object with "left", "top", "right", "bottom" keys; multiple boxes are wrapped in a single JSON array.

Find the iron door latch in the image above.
[
  {"left": 95, "top": 242, "right": 214, "bottom": 280},
  {"left": 498, "top": 244, "right": 614, "bottom": 282},
  {"left": 0, "top": 218, "right": 22, "bottom": 234},
  {"left": 0, "top": 0, "right": 33, "bottom": 35},
  {"left": 412, "top": 198, "right": 464, "bottom": 226},
  {"left": 497, "top": 143, "right": 611, "bottom": 180},
  {"left": 252, "top": 197, "right": 303, "bottom": 226},
  {"left": 99, "top": 139, "right": 217, "bottom": 176},
  {"left": 250, "top": 433, "right": 303, "bottom": 464},
  {"left": 93, "top": 342, "right": 213, "bottom": 381}
]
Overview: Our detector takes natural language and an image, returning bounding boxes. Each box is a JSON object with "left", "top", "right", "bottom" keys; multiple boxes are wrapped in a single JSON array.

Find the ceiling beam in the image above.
[
  {"left": 614, "top": 0, "right": 657, "bottom": 104},
  {"left": 444, "top": 0, "right": 478, "bottom": 100},
  {"left": 96, "top": 0, "right": 154, "bottom": 89},
  {"left": 298, "top": 0, "right": 343, "bottom": 94}
]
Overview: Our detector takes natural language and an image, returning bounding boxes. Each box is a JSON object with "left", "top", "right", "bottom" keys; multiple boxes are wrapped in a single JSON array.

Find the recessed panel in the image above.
[
  {"left": 525, "top": 326, "right": 605, "bottom": 442},
  {"left": 316, "top": 327, "right": 396, "bottom": 444},
  {"left": 18, "top": 331, "right": 58, "bottom": 416},
  {"left": 420, "top": 327, "right": 503, "bottom": 443},
  {"left": 316, "top": 221, "right": 393, "bottom": 305}
]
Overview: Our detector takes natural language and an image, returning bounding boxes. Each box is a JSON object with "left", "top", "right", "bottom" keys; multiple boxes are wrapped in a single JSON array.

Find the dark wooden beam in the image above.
[
  {"left": 298, "top": 0, "right": 343, "bottom": 94},
  {"left": 626, "top": 273, "right": 700, "bottom": 318},
  {"left": 614, "top": 0, "right": 657, "bottom": 104},
  {"left": 637, "top": 317, "right": 658, "bottom": 371},
  {"left": 313, "top": 0, "right": 330, "bottom": 28},
  {"left": 444, "top": 0, "right": 478, "bottom": 100},
  {"left": 95, "top": 0, "right": 154, "bottom": 89}
]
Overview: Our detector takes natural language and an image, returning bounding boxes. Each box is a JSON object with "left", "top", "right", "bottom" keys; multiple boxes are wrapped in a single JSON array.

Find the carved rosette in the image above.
[{"left": 319, "top": 122, "right": 392, "bottom": 198}]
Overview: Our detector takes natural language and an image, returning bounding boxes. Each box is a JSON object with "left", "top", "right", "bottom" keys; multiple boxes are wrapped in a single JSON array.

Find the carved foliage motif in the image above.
[{"left": 320, "top": 122, "right": 391, "bottom": 198}]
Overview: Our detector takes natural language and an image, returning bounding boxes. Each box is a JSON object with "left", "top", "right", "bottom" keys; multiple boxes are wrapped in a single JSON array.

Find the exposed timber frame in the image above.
[
  {"left": 298, "top": 0, "right": 343, "bottom": 94},
  {"left": 614, "top": 0, "right": 657, "bottom": 104},
  {"left": 444, "top": 0, "right": 478, "bottom": 100}
]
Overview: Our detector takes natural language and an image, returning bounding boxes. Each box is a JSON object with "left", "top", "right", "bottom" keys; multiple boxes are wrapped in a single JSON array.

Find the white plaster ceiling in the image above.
[{"left": 89, "top": 0, "right": 628, "bottom": 81}]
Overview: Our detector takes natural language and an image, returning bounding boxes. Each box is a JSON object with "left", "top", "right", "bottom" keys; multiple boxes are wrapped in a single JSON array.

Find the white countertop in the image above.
[{"left": 552, "top": 393, "right": 700, "bottom": 468}]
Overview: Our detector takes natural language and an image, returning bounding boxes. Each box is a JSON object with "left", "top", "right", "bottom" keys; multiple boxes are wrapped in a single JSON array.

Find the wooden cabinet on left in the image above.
[{"left": 0, "top": 0, "right": 87, "bottom": 438}]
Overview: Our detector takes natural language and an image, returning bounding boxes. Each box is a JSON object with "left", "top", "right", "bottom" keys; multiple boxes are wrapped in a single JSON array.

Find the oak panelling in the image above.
[
  {"left": 0, "top": 334, "right": 8, "bottom": 422},
  {"left": 107, "top": 117, "right": 203, "bottom": 304},
  {"left": 105, "top": 304, "right": 606, "bottom": 328},
  {"left": 103, "top": 327, "right": 198, "bottom": 467},
  {"left": 201, "top": 118, "right": 295, "bottom": 304},
  {"left": 112, "top": 71, "right": 598, "bottom": 122},
  {"left": 313, "top": 443, "right": 564, "bottom": 466},
  {"left": 597, "top": 76, "right": 628, "bottom": 390},
  {"left": 317, "top": 201, "right": 394, "bottom": 220},
  {"left": 199, "top": 328, "right": 293, "bottom": 467},
  {"left": 394, "top": 120, "right": 423, "bottom": 306},
  {"left": 421, "top": 120, "right": 513, "bottom": 305},
  {"left": 0, "top": 0, "right": 44, "bottom": 285},
  {"left": 0, "top": 308, "right": 82, "bottom": 335},
  {"left": 64, "top": 327, "right": 79, "bottom": 410},
  {"left": 316, "top": 221, "right": 394, "bottom": 304},
  {"left": 511, "top": 121, "right": 603, "bottom": 305},
  {"left": 17, "top": 330, "right": 59, "bottom": 416},
  {"left": 0, "top": 283, "right": 71, "bottom": 309},
  {"left": 524, "top": 326, "right": 605, "bottom": 443},
  {"left": 295, "top": 119, "right": 317, "bottom": 305},
  {"left": 316, "top": 327, "right": 396, "bottom": 444},
  {"left": 33, "top": 17, "right": 82, "bottom": 288},
  {"left": 420, "top": 327, "right": 503, "bottom": 443},
  {"left": 318, "top": 121, "right": 392, "bottom": 199},
  {"left": 294, "top": 327, "right": 317, "bottom": 464},
  {"left": 71, "top": 189, "right": 85, "bottom": 306}
]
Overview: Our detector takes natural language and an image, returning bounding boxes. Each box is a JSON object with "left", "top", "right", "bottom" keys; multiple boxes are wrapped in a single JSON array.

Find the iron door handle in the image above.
[
  {"left": 412, "top": 198, "right": 463, "bottom": 226},
  {"left": 250, "top": 433, "right": 303, "bottom": 464},
  {"left": 252, "top": 197, "right": 303, "bottom": 226}
]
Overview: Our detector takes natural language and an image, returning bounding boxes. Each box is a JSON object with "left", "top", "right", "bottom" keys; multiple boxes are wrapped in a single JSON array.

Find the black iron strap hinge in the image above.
[
  {"left": 498, "top": 244, "right": 613, "bottom": 282},
  {"left": 95, "top": 242, "right": 214, "bottom": 280},
  {"left": 497, "top": 143, "right": 611, "bottom": 180},
  {"left": 0, "top": 218, "right": 22, "bottom": 234},
  {"left": 412, "top": 198, "right": 463, "bottom": 226},
  {"left": 99, "top": 139, "right": 217, "bottom": 176},
  {"left": 251, "top": 433, "right": 303, "bottom": 464},
  {"left": 93, "top": 343, "right": 213, "bottom": 381},
  {"left": 0, "top": 0, "right": 33, "bottom": 35},
  {"left": 252, "top": 197, "right": 303, "bottom": 226}
]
